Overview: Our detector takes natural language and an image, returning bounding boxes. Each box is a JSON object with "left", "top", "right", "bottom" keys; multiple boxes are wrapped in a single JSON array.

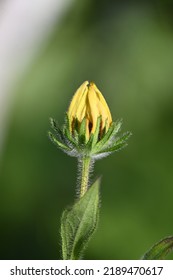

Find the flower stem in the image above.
[{"left": 79, "top": 156, "right": 92, "bottom": 198}]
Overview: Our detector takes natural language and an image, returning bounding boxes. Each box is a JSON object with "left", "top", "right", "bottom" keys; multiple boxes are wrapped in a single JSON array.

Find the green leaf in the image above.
[
  {"left": 61, "top": 178, "right": 100, "bottom": 260},
  {"left": 142, "top": 236, "right": 173, "bottom": 260}
]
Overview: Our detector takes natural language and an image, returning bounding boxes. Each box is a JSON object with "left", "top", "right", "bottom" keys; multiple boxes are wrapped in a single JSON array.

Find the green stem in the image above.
[{"left": 79, "top": 156, "right": 92, "bottom": 198}]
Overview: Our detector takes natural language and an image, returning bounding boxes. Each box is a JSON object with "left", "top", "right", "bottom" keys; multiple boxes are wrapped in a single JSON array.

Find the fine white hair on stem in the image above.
[{"left": 75, "top": 157, "right": 95, "bottom": 199}]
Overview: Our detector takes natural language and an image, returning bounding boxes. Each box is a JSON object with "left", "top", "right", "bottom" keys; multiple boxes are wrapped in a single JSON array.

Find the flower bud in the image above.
[
  {"left": 67, "top": 81, "right": 112, "bottom": 139},
  {"left": 49, "top": 81, "right": 130, "bottom": 159}
]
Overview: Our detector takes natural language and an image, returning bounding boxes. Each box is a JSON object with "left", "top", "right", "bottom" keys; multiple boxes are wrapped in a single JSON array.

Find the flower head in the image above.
[
  {"left": 67, "top": 81, "right": 112, "bottom": 140},
  {"left": 49, "top": 81, "right": 131, "bottom": 159}
]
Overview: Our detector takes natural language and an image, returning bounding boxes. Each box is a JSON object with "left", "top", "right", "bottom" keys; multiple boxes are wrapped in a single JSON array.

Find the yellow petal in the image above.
[
  {"left": 92, "top": 83, "right": 112, "bottom": 124},
  {"left": 68, "top": 81, "right": 89, "bottom": 119},
  {"left": 67, "top": 81, "right": 112, "bottom": 139},
  {"left": 87, "top": 87, "right": 100, "bottom": 133}
]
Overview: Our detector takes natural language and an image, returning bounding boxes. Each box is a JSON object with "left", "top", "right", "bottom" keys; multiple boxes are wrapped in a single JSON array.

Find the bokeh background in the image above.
[{"left": 1, "top": 0, "right": 173, "bottom": 260}]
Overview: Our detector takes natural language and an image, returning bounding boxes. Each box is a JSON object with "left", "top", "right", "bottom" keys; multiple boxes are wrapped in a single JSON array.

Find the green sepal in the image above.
[
  {"left": 49, "top": 115, "right": 131, "bottom": 159},
  {"left": 116, "top": 131, "right": 132, "bottom": 143},
  {"left": 85, "top": 133, "right": 94, "bottom": 153},
  {"left": 142, "top": 236, "right": 173, "bottom": 260},
  {"left": 50, "top": 118, "right": 65, "bottom": 142},
  {"left": 70, "top": 118, "right": 79, "bottom": 144},
  {"left": 91, "top": 116, "right": 101, "bottom": 147},
  {"left": 63, "top": 127, "right": 76, "bottom": 147},
  {"left": 63, "top": 115, "right": 76, "bottom": 144},
  {"left": 61, "top": 178, "right": 100, "bottom": 260},
  {"left": 112, "top": 131, "right": 132, "bottom": 150},
  {"left": 63, "top": 113, "right": 71, "bottom": 132},
  {"left": 48, "top": 132, "right": 71, "bottom": 151},
  {"left": 50, "top": 117, "right": 74, "bottom": 148},
  {"left": 94, "top": 122, "right": 115, "bottom": 152},
  {"left": 108, "top": 119, "right": 123, "bottom": 142},
  {"left": 100, "top": 131, "right": 131, "bottom": 153},
  {"left": 79, "top": 117, "right": 87, "bottom": 145},
  {"left": 100, "top": 118, "right": 108, "bottom": 137}
]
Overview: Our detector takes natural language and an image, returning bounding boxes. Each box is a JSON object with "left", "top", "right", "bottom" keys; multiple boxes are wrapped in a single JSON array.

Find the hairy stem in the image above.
[{"left": 79, "top": 157, "right": 93, "bottom": 198}]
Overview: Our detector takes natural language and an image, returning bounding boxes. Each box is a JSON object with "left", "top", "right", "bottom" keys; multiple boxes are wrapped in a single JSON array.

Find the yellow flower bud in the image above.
[{"left": 67, "top": 81, "right": 112, "bottom": 139}]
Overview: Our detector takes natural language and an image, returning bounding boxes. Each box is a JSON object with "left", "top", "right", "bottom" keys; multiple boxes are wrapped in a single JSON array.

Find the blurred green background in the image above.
[{"left": 1, "top": 0, "right": 173, "bottom": 260}]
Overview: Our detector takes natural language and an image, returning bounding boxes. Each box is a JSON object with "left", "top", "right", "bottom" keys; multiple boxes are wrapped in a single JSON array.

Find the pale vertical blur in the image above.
[{"left": 0, "top": 0, "right": 72, "bottom": 158}]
